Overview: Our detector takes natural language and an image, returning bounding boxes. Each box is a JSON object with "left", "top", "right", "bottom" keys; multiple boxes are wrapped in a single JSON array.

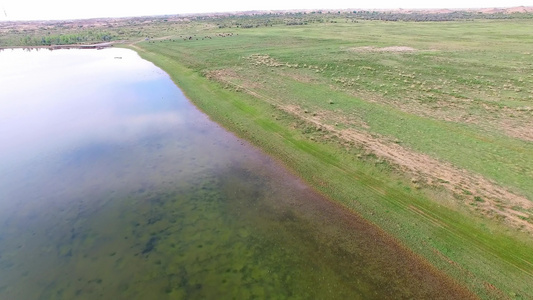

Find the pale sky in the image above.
[{"left": 1, "top": 0, "right": 531, "bottom": 21}]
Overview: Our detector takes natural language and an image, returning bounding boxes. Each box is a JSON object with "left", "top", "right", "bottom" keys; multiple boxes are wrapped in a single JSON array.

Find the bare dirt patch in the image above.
[
  {"left": 283, "top": 71, "right": 318, "bottom": 84},
  {"left": 205, "top": 68, "right": 265, "bottom": 90},
  {"left": 205, "top": 69, "right": 240, "bottom": 81},
  {"left": 500, "top": 121, "right": 533, "bottom": 142}
]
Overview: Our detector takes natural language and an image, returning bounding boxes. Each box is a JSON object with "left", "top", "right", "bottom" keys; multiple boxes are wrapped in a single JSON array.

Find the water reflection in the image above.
[
  {"left": 1, "top": 49, "right": 179, "bottom": 168},
  {"left": 0, "top": 48, "right": 472, "bottom": 299}
]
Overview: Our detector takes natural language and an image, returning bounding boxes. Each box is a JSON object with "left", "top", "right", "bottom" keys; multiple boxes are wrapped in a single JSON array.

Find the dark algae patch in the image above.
[
  {"left": 0, "top": 49, "right": 474, "bottom": 299},
  {"left": 7, "top": 168, "right": 474, "bottom": 299},
  {"left": 141, "top": 236, "right": 158, "bottom": 255}
]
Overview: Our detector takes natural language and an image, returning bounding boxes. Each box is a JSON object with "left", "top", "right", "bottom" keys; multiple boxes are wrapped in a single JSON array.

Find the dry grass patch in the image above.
[
  {"left": 349, "top": 46, "right": 418, "bottom": 53},
  {"left": 246, "top": 54, "right": 298, "bottom": 68}
]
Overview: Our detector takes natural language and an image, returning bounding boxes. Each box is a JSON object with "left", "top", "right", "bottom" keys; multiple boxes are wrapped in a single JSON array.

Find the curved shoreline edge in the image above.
[{"left": 124, "top": 44, "right": 533, "bottom": 299}]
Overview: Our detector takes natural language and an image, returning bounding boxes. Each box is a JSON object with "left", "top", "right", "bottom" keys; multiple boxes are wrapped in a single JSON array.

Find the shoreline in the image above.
[{"left": 124, "top": 43, "right": 533, "bottom": 299}]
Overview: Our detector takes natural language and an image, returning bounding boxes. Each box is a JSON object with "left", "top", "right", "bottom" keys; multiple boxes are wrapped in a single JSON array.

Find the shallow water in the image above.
[{"left": 0, "top": 48, "right": 470, "bottom": 299}]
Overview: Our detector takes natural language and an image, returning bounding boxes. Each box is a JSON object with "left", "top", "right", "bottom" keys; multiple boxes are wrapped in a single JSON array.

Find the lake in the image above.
[{"left": 0, "top": 48, "right": 471, "bottom": 299}]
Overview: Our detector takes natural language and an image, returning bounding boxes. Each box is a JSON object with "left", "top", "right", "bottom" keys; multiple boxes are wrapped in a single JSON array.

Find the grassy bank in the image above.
[{"left": 122, "top": 18, "right": 533, "bottom": 299}]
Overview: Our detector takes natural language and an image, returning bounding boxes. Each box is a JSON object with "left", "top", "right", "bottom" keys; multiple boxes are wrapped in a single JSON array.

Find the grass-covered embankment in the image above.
[{"left": 123, "top": 18, "right": 533, "bottom": 299}]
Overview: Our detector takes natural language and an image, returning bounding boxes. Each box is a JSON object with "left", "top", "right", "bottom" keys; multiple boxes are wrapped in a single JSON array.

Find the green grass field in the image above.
[{"left": 5, "top": 13, "right": 533, "bottom": 299}]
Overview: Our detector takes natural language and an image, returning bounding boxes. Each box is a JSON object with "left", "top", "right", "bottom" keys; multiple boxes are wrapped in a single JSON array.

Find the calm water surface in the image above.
[{"left": 0, "top": 48, "right": 470, "bottom": 299}]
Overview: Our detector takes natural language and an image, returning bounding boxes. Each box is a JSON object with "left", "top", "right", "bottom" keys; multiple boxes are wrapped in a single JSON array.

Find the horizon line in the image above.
[{"left": 1, "top": 5, "right": 532, "bottom": 22}]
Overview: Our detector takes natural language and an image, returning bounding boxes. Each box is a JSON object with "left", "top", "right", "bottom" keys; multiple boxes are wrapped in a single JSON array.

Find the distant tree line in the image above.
[
  {"left": 345, "top": 11, "right": 533, "bottom": 22},
  {"left": 18, "top": 31, "right": 114, "bottom": 46}
]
